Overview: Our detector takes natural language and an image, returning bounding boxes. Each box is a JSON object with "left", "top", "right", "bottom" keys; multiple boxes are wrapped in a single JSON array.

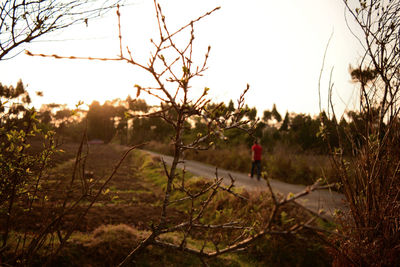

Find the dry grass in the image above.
[
  {"left": 146, "top": 141, "right": 336, "bottom": 186},
  {"left": 3, "top": 142, "right": 332, "bottom": 266}
]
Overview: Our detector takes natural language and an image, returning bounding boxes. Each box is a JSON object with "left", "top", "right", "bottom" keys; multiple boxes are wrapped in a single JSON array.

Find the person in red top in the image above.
[{"left": 250, "top": 139, "right": 262, "bottom": 180}]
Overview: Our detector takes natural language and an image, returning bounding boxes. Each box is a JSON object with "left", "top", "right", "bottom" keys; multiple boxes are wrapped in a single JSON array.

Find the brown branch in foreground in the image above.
[
  {"left": 25, "top": 0, "right": 334, "bottom": 265},
  {"left": 278, "top": 180, "right": 334, "bottom": 206},
  {"left": 147, "top": 174, "right": 336, "bottom": 260},
  {"left": 25, "top": 50, "right": 121, "bottom": 61},
  {"left": 218, "top": 174, "right": 248, "bottom": 201},
  {"left": 0, "top": 0, "right": 121, "bottom": 60}
]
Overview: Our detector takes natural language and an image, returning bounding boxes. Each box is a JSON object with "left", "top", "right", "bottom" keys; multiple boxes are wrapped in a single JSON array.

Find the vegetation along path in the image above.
[{"left": 144, "top": 150, "right": 346, "bottom": 219}]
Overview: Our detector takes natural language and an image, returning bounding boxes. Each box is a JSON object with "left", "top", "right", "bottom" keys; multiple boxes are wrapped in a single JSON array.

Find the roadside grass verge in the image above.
[{"left": 145, "top": 141, "right": 337, "bottom": 187}]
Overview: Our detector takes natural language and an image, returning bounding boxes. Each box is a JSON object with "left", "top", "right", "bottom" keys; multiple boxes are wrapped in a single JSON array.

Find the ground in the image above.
[{"left": 2, "top": 142, "right": 333, "bottom": 266}]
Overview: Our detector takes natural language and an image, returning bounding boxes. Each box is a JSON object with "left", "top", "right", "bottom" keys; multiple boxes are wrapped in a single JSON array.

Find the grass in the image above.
[
  {"left": 3, "top": 142, "right": 333, "bottom": 266},
  {"left": 145, "top": 141, "right": 337, "bottom": 187}
]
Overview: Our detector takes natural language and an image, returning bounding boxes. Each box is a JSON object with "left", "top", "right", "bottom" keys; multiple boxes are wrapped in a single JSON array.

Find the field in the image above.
[{"left": 2, "top": 142, "right": 332, "bottom": 266}]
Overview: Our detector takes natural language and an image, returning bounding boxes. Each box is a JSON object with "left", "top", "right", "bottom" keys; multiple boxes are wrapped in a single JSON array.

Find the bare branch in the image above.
[{"left": 0, "top": 0, "right": 121, "bottom": 60}]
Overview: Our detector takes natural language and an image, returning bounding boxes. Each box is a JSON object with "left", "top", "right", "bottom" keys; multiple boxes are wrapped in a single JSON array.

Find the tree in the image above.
[
  {"left": 271, "top": 104, "right": 282, "bottom": 122},
  {"left": 111, "top": 3, "right": 256, "bottom": 262},
  {"left": 87, "top": 100, "right": 117, "bottom": 143},
  {"left": 0, "top": 0, "right": 119, "bottom": 60},
  {"left": 279, "top": 111, "right": 289, "bottom": 131},
  {"left": 247, "top": 106, "right": 258, "bottom": 121},
  {"left": 0, "top": 82, "right": 141, "bottom": 264},
  {"left": 29, "top": 1, "right": 333, "bottom": 265},
  {"left": 327, "top": 1, "right": 400, "bottom": 265},
  {"left": 0, "top": 80, "right": 58, "bottom": 259},
  {"left": 110, "top": 2, "right": 327, "bottom": 265},
  {"left": 262, "top": 104, "right": 281, "bottom": 124},
  {"left": 0, "top": 80, "right": 36, "bottom": 206}
]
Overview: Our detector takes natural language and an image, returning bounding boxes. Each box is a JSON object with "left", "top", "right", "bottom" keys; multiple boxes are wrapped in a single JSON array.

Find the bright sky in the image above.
[{"left": 0, "top": 0, "right": 364, "bottom": 117}]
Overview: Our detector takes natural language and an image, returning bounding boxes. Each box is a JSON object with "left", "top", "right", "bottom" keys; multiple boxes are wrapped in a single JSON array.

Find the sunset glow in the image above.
[{"left": 0, "top": 0, "right": 363, "bottom": 116}]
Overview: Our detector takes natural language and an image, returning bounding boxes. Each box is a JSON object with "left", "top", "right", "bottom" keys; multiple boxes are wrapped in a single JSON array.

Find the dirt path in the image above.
[{"left": 143, "top": 150, "right": 346, "bottom": 219}]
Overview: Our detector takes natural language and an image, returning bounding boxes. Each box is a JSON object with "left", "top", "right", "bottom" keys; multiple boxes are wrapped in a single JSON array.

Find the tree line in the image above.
[
  {"left": 2, "top": 0, "right": 399, "bottom": 265},
  {"left": 30, "top": 90, "right": 375, "bottom": 157}
]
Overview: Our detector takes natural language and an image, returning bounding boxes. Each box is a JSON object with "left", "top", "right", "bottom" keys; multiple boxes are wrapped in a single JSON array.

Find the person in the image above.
[{"left": 250, "top": 139, "right": 262, "bottom": 180}]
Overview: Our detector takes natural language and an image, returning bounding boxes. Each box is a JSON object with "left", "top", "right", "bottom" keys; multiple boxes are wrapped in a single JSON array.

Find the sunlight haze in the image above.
[{"left": 0, "top": 0, "right": 363, "bottom": 117}]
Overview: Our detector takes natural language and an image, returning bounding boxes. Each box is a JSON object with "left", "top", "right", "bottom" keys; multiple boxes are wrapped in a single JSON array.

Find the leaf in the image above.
[
  {"left": 182, "top": 66, "right": 189, "bottom": 74},
  {"left": 75, "top": 100, "right": 84, "bottom": 108},
  {"left": 280, "top": 211, "right": 294, "bottom": 225},
  {"left": 134, "top": 84, "right": 141, "bottom": 97},
  {"left": 124, "top": 111, "right": 132, "bottom": 119},
  {"left": 333, "top": 209, "right": 342, "bottom": 216},
  {"left": 287, "top": 192, "right": 295, "bottom": 200}
]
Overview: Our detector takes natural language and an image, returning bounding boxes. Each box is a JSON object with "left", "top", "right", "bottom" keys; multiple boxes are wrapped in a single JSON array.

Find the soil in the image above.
[
  {"left": 6, "top": 143, "right": 185, "bottom": 234},
  {"left": 3, "top": 142, "right": 333, "bottom": 266}
]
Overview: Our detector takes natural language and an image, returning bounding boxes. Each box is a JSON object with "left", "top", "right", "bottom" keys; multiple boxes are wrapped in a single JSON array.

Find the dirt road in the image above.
[{"left": 144, "top": 150, "right": 346, "bottom": 219}]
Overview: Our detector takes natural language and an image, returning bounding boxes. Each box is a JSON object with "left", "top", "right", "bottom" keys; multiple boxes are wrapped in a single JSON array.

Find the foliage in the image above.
[
  {"left": 1, "top": 145, "right": 332, "bottom": 266},
  {"left": 0, "top": 1, "right": 347, "bottom": 267},
  {"left": 0, "top": 81, "right": 57, "bottom": 254},
  {"left": 87, "top": 101, "right": 117, "bottom": 143},
  {"left": 24, "top": 2, "right": 331, "bottom": 265},
  {"left": 16, "top": 0, "right": 353, "bottom": 265},
  {"left": 147, "top": 140, "right": 335, "bottom": 186},
  {"left": 0, "top": 81, "right": 141, "bottom": 265},
  {"left": 33, "top": 90, "right": 375, "bottom": 167},
  {"left": 326, "top": 1, "right": 400, "bottom": 265}
]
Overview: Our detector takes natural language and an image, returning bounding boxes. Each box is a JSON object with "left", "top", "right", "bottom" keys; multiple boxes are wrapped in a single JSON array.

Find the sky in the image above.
[{"left": 0, "top": 0, "right": 364, "bottom": 117}]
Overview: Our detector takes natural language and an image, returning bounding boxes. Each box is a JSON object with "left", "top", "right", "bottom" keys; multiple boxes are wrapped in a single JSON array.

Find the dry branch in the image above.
[{"left": 25, "top": 0, "right": 333, "bottom": 264}]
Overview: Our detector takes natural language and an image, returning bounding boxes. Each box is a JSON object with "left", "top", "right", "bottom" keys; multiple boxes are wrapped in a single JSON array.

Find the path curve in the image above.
[{"left": 143, "top": 150, "right": 346, "bottom": 219}]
